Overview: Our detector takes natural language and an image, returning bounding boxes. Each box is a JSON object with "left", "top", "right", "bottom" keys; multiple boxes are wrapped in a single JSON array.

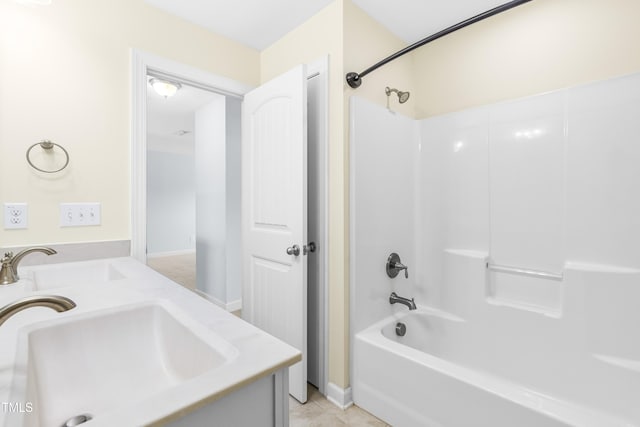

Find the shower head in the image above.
[{"left": 385, "top": 87, "right": 410, "bottom": 105}]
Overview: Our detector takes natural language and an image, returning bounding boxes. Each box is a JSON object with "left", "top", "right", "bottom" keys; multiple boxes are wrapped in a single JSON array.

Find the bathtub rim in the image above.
[{"left": 353, "top": 308, "right": 636, "bottom": 427}]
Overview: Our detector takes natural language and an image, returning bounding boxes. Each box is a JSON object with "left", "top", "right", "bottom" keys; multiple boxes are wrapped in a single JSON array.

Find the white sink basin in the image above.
[
  {"left": 22, "top": 259, "right": 127, "bottom": 291},
  {"left": 8, "top": 301, "right": 238, "bottom": 427}
]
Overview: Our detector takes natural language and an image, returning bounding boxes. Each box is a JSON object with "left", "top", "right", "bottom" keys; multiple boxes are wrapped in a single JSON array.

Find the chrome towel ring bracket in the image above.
[{"left": 26, "top": 140, "right": 70, "bottom": 173}]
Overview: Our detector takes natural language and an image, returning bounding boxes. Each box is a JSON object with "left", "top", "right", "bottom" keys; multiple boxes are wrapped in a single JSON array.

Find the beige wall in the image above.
[
  {"left": 343, "top": 0, "right": 416, "bottom": 119},
  {"left": 0, "top": 0, "right": 259, "bottom": 247},
  {"left": 412, "top": 0, "right": 640, "bottom": 118}
]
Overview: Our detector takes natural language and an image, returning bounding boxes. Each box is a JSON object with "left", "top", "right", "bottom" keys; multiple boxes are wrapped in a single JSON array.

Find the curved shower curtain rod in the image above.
[{"left": 345, "top": 0, "right": 533, "bottom": 89}]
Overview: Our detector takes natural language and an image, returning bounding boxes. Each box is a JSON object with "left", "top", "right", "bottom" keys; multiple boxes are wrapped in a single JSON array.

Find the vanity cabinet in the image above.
[{"left": 167, "top": 369, "right": 289, "bottom": 427}]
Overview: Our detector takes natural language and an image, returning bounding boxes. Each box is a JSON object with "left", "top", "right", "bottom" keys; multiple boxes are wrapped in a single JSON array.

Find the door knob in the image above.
[
  {"left": 303, "top": 242, "right": 316, "bottom": 255},
  {"left": 286, "top": 245, "right": 301, "bottom": 256}
]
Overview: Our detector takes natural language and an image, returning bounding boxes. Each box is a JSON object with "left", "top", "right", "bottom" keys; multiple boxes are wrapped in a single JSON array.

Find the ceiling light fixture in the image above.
[{"left": 149, "top": 78, "right": 182, "bottom": 98}]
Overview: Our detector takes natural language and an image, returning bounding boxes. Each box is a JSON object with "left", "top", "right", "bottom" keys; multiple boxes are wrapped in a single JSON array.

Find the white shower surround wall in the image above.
[{"left": 350, "top": 72, "right": 640, "bottom": 427}]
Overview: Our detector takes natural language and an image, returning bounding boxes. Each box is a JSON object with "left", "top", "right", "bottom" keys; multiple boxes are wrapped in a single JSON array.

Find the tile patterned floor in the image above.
[{"left": 291, "top": 385, "right": 390, "bottom": 427}]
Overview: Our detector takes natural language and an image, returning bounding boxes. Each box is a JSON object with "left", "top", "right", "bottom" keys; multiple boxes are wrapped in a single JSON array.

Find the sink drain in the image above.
[{"left": 61, "top": 414, "right": 93, "bottom": 427}]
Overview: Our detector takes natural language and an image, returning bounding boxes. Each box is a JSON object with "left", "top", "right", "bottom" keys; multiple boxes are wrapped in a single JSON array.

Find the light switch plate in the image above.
[
  {"left": 60, "top": 203, "right": 101, "bottom": 227},
  {"left": 4, "top": 203, "right": 28, "bottom": 229}
]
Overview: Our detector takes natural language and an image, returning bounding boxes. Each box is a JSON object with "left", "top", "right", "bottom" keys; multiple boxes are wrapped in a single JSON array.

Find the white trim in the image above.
[
  {"left": 146, "top": 249, "right": 195, "bottom": 259},
  {"left": 306, "top": 56, "right": 330, "bottom": 397},
  {"left": 326, "top": 383, "right": 353, "bottom": 410},
  {"left": 225, "top": 299, "right": 242, "bottom": 312},
  {"left": 131, "top": 50, "right": 147, "bottom": 262},
  {"left": 194, "top": 289, "right": 242, "bottom": 312},
  {"left": 348, "top": 96, "right": 359, "bottom": 401},
  {"left": 137, "top": 50, "right": 252, "bottom": 98},
  {"left": 130, "top": 49, "right": 254, "bottom": 262}
]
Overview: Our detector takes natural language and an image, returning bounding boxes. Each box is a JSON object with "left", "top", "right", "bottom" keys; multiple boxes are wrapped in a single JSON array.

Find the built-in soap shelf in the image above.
[
  {"left": 444, "top": 249, "right": 640, "bottom": 318},
  {"left": 442, "top": 249, "right": 565, "bottom": 317},
  {"left": 485, "top": 259, "right": 564, "bottom": 317}
]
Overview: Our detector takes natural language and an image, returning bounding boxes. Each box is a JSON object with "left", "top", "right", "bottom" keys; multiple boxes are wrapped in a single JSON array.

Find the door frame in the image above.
[
  {"left": 130, "top": 49, "right": 252, "bottom": 263},
  {"left": 130, "top": 50, "right": 329, "bottom": 395},
  {"left": 306, "top": 56, "right": 329, "bottom": 396}
]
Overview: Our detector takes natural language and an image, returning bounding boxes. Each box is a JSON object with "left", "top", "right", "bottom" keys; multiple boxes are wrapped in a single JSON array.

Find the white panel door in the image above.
[{"left": 241, "top": 65, "right": 308, "bottom": 403}]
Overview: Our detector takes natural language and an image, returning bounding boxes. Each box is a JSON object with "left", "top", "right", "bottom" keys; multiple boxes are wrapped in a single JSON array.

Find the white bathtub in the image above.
[{"left": 353, "top": 308, "right": 637, "bottom": 427}]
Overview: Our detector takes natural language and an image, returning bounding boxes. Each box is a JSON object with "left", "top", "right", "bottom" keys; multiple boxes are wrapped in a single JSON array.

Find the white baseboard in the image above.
[
  {"left": 326, "top": 382, "right": 353, "bottom": 410},
  {"left": 194, "top": 290, "right": 242, "bottom": 313},
  {"left": 225, "top": 299, "right": 242, "bottom": 312},
  {"left": 147, "top": 249, "right": 195, "bottom": 259}
]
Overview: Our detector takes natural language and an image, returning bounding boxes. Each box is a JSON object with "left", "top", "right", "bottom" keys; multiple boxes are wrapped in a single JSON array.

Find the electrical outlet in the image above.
[
  {"left": 60, "top": 203, "right": 101, "bottom": 227},
  {"left": 4, "top": 203, "right": 28, "bottom": 229}
]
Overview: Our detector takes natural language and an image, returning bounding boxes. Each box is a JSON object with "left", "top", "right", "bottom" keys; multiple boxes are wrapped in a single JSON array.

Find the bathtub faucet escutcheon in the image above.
[{"left": 386, "top": 253, "right": 409, "bottom": 279}]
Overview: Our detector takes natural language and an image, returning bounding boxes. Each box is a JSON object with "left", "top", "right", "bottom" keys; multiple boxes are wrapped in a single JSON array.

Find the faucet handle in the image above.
[
  {"left": 386, "top": 253, "right": 409, "bottom": 279},
  {"left": 1, "top": 253, "right": 13, "bottom": 265},
  {"left": 0, "top": 254, "right": 17, "bottom": 285},
  {"left": 393, "top": 261, "right": 409, "bottom": 278}
]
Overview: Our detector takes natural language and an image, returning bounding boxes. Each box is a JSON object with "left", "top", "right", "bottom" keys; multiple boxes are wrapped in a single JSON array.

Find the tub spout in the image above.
[{"left": 389, "top": 292, "right": 416, "bottom": 310}]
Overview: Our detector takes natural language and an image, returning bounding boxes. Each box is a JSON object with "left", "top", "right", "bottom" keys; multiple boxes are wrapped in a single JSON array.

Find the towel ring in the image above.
[{"left": 26, "top": 140, "right": 70, "bottom": 173}]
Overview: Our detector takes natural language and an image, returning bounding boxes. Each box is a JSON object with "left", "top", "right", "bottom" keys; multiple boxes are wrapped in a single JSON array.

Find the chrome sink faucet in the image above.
[
  {"left": 0, "top": 247, "right": 57, "bottom": 285},
  {"left": 389, "top": 292, "right": 417, "bottom": 310},
  {"left": 0, "top": 295, "right": 76, "bottom": 327}
]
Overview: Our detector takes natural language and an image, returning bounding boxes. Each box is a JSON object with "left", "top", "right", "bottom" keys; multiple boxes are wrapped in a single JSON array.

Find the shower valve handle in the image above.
[
  {"left": 393, "top": 262, "right": 409, "bottom": 279},
  {"left": 386, "top": 253, "right": 409, "bottom": 279}
]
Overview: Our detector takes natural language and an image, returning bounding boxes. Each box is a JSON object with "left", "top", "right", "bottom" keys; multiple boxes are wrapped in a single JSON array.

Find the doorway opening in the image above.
[
  {"left": 145, "top": 77, "right": 242, "bottom": 310},
  {"left": 131, "top": 50, "right": 329, "bottom": 399},
  {"left": 145, "top": 77, "right": 222, "bottom": 292}
]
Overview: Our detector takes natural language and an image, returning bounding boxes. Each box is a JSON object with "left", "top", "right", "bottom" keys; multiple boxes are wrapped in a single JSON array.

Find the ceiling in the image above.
[
  {"left": 144, "top": 0, "right": 517, "bottom": 143},
  {"left": 144, "top": 0, "right": 513, "bottom": 50},
  {"left": 144, "top": 0, "right": 334, "bottom": 50},
  {"left": 351, "top": 0, "right": 513, "bottom": 44},
  {"left": 146, "top": 79, "right": 222, "bottom": 154}
]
